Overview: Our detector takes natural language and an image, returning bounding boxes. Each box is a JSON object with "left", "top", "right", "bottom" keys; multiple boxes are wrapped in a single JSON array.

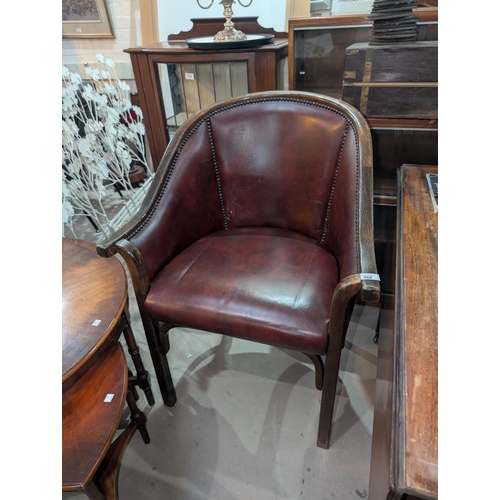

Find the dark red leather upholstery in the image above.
[
  {"left": 145, "top": 228, "right": 339, "bottom": 355},
  {"left": 129, "top": 98, "right": 360, "bottom": 282}
]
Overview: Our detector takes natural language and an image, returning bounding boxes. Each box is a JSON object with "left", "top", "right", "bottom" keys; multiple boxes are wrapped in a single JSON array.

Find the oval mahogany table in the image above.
[
  {"left": 63, "top": 342, "right": 129, "bottom": 496},
  {"left": 62, "top": 238, "right": 153, "bottom": 500},
  {"left": 63, "top": 238, "right": 128, "bottom": 391}
]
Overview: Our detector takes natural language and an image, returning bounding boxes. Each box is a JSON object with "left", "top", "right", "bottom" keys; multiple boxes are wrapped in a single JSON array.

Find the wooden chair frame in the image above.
[{"left": 97, "top": 90, "right": 380, "bottom": 449}]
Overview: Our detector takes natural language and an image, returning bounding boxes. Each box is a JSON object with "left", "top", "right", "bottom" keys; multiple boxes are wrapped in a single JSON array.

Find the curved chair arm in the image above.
[
  {"left": 358, "top": 164, "right": 381, "bottom": 304},
  {"left": 359, "top": 275, "right": 381, "bottom": 303},
  {"left": 319, "top": 98, "right": 380, "bottom": 305},
  {"left": 357, "top": 113, "right": 380, "bottom": 304}
]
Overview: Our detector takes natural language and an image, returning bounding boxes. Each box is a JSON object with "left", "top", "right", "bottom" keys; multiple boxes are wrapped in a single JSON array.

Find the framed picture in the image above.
[{"left": 62, "top": 0, "right": 114, "bottom": 39}]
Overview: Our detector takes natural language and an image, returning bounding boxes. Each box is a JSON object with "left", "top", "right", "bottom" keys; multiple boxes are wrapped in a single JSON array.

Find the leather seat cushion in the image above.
[{"left": 145, "top": 227, "right": 340, "bottom": 355}]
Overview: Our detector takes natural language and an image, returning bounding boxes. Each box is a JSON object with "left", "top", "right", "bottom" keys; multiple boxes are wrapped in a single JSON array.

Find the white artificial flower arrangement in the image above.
[{"left": 62, "top": 54, "right": 154, "bottom": 240}]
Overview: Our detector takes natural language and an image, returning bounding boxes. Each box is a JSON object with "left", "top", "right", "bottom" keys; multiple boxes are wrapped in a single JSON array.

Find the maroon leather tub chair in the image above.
[{"left": 97, "top": 90, "right": 380, "bottom": 449}]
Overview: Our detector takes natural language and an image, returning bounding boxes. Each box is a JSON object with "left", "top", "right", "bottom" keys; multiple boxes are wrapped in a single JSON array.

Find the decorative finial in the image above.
[{"left": 197, "top": 0, "right": 254, "bottom": 42}]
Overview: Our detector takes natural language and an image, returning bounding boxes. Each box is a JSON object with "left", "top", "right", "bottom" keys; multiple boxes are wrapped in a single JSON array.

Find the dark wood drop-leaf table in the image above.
[{"left": 62, "top": 238, "right": 154, "bottom": 500}]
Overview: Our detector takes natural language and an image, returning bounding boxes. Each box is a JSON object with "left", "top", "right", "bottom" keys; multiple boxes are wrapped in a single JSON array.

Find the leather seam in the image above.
[
  {"left": 320, "top": 123, "right": 348, "bottom": 244},
  {"left": 356, "top": 140, "right": 360, "bottom": 273},
  {"left": 207, "top": 118, "right": 228, "bottom": 230},
  {"left": 128, "top": 124, "right": 202, "bottom": 239}
]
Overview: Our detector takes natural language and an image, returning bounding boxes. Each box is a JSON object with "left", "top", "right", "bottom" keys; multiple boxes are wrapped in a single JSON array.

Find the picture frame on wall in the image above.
[{"left": 62, "top": 0, "right": 114, "bottom": 39}]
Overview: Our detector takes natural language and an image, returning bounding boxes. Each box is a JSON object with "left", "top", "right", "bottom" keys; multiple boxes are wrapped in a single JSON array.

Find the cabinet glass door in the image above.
[
  {"left": 293, "top": 22, "right": 437, "bottom": 98},
  {"left": 156, "top": 62, "right": 249, "bottom": 136}
]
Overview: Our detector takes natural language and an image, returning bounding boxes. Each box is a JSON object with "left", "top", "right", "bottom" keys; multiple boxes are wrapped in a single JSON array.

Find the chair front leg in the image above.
[
  {"left": 116, "top": 240, "right": 177, "bottom": 408},
  {"left": 140, "top": 313, "right": 177, "bottom": 407},
  {"left": 316, "top": 276, "right": 361, "bottom": 449},
  {"left": 159, "top": 322, "right": 174, "bottom": 355},
  {"left": 317, "top": 331, "right": 344, "bottom": 449}
]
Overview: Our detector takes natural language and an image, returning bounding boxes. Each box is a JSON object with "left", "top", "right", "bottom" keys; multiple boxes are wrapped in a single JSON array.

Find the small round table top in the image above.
[{"left": 62, "top": 238, "right": 128, "bottom": 386}]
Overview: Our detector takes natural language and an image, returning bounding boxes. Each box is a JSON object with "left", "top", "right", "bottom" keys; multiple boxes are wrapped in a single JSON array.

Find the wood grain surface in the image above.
[
  {"left": 62, "top": 238, "right": 127, "bottom": 386},
  {"left": 398, "top": 164, "right": 438, "bottom": 497},
  {"left": 62, "top": 342, "right": 128, "bottom": 491}
]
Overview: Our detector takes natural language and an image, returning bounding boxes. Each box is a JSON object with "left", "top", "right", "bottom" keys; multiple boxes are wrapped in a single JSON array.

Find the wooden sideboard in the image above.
[{"left": 369, "top": 164, "right": 438, "bottom": 499}]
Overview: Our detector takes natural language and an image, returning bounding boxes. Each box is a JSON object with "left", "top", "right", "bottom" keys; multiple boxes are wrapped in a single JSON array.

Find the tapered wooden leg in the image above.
[
  {"left": 114, "top": 241, "right": 177, "bottom": 408},
  {"left": 83, "top": 480, "right": 106, "bottom": 500},
  {"left": 316, "top": 333, "right": 344, "bottom": 449},
  {"left": 317, "top": 291, "right": 358, "bottom": 449},
  {"left": 143, "top": 318, "right": 177, "bottom": 407},
  {"left": 159, "top": 323, "right": 173, "bottom": 355},
  {"left": 92, "top": 422, "right": 138, "bottom": 500},
  {"left": 304, "top": 353, "right": 325, "bottom": 390}
]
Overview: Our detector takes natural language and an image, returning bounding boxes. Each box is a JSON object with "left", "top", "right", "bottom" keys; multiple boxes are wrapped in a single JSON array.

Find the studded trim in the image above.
[
  {"left": 207, "top": 118, "right": 228, "bottom": 230},
  {"left": 127, "top": 122, "right": 204, "bottom": 239},
  {"left": 127, "top": 96, "right": 361, "bottom": 272},
  {"left": 320, "top": 123, "right": 348, "bottom": 245}
]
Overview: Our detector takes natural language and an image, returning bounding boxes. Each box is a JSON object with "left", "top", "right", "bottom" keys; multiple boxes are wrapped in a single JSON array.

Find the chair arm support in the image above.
[
  {"left": 328, "top": 275, "right": 361, "bottom": 337},
  {"left": 358, "top": 161, "right": 380, "bottom": 304},
  {"left": 328, "top": 274, "right": 379, "bottom": 349},
  {"left": 360, "top": 277, "right": 380, "bottom": 303}
]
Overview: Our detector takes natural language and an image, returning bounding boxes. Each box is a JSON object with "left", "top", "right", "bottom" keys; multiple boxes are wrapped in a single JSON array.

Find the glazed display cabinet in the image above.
[
  {"left": 126, "top": 17, "right": 288, "bottom": 170},
  {"left": 288, "top": 8, "right": 438, "bottom": 205},
  {"left": 288, "top": 8, "right": 438, "bottom": 296}
]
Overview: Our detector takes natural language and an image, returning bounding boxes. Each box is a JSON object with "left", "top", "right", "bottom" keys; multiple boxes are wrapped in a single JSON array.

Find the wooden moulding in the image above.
[{"left": 167, "top": 16, "right": 288, "bottom": 41}]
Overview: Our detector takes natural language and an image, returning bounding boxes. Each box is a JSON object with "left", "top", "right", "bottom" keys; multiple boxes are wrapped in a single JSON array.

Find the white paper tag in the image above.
[
  {"left": 104, "top": 394, "right": 114, "bottom": 403},
  {"left": 185, "top": 73, "right": 195, "bottom": 80},
  {"left": 92, "top": 319, "right": 101, "bottom": 327},
  {"left": 360, "top": 273, "right": 380, "bottom": 281}
]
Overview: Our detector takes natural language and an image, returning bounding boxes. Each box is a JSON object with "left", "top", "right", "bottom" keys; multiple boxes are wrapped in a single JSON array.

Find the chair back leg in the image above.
[{"left": 303, "top": 353, "right": 325, "bottom": 391}]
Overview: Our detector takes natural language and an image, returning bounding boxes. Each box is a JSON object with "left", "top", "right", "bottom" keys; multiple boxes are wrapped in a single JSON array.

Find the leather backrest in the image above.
[{"left": 208, "top": 98, "right": 358, "bottom": 244}]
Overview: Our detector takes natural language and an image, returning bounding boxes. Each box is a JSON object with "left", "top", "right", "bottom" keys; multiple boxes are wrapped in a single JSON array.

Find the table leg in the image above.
[
  {"left": 122, "top": 314, "right": 155, "bottom": 406},
  {"left": 83, "top": 480, "right": 106, "bottom": 500},
  {"left": 91, "top": 422, "right": 138, "bottom": 500},
  {"left": 128, "top": 368, "right": 139, "bottom": 401},
  {"left": 126, "top": 387, "right": 150, "bottom": 444}
]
